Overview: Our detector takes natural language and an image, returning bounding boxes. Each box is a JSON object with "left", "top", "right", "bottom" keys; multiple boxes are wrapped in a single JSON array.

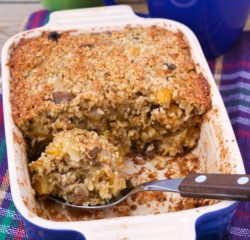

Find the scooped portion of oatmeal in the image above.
[{"left": 29, "top": 128, "right": 127, "bottom": 206}]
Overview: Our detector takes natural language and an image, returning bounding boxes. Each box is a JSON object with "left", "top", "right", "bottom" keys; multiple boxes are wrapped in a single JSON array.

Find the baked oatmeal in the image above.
[
  {"left": 35, "top": 153, "right": 217, "bottom": 220},
  {"left": 29, "top": 128, "right": 127, "bottom": 206},
  {"left": 9, "top": 26, "right": 211, "bottom": 159}
]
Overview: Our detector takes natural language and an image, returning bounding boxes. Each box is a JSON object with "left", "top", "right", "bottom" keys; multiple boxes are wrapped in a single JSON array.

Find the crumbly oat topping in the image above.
[{"left": 9, "top": 26, "right": 210, "bottom": 158}]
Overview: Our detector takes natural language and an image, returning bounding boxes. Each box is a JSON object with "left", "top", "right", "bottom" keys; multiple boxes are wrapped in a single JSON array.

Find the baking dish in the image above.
[{"left": 1, "top": 5, "right": 245, "bottom": 240}]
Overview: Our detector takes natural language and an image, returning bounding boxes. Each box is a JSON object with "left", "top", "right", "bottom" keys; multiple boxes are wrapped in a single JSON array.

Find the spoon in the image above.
[{"left": 50, "top": 173, "right": 250, "bottom": 209}]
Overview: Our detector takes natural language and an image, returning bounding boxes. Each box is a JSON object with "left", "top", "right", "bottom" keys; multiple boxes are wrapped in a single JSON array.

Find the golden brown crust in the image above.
[
  {"left": 9, "top": 26, "right": 211, "bottom": 158},
  {"left": 9, "top": 26, "right": 210, "bottom": 126}
]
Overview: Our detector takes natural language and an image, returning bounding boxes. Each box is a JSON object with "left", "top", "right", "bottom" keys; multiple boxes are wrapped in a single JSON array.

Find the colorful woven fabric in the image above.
[{"left": 0, "top": 9, "right": 250, "bottom": 240}]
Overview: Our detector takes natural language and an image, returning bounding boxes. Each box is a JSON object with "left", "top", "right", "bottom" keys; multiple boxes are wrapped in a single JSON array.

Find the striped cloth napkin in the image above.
[{"left": 0, "top": 9, "right": 250, "bottom": 240}]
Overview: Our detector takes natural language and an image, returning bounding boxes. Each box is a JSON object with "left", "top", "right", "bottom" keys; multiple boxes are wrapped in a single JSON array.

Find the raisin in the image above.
[
  {"left": 88, "top": 147, "right": 102, "bottom": 160},
  {"left": 79, "top": 44, "right": 95, "bottom": 49},
  {"left": 48, "top": 31, "right": 60, "bottom": 42},
  {"left": 165, "top": 62, "right": 177, "bottom": 71},
  {"left": 150, "top": 104, "right": 160, "bottom": 110},
  {"left": 152, "top": 140, "right": 161, "bottom": 149},
  {"left": 52, "top": 92, "right": 74, "bottom": 104},
  {"left": 135, "top": 91, "right": 143, "bottom": 96},
  {"left": 130, "top": 140, "right": 138, "bottom": 152}
]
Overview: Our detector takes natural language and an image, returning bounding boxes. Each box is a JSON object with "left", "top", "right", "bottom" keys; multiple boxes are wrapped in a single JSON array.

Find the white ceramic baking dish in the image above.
[{"left": 1, "top": 5, "right": 245, "bottom": 240}]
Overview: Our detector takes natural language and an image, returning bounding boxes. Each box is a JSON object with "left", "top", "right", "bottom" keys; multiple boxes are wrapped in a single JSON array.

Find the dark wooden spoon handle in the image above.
[{"left": 179, "top": 173, "right": 250, "bottom": 201}]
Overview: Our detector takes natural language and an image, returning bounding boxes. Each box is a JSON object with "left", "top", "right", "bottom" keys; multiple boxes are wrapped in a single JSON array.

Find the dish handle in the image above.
[
  {"left": 69, "top": 216, "right": 197, "bottom": 240},
  {"left": 43, "top": 5, "right": 142, "bottom": 30}
]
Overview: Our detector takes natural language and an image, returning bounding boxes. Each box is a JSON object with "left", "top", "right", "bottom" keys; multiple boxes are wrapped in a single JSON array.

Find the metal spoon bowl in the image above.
[{"left": 49, "top": 173, "right": 250, "bottom": 209}]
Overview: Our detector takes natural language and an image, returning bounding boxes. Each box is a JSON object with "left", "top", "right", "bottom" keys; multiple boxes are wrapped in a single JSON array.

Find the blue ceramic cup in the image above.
[{"left": 104, "top": 0, "right": 250, "bottom": 58}]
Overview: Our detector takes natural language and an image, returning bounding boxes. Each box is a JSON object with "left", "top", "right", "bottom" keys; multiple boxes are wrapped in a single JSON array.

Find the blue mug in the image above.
[{"left": 104, "top": 0, "right": 250, "bottom": 58}]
